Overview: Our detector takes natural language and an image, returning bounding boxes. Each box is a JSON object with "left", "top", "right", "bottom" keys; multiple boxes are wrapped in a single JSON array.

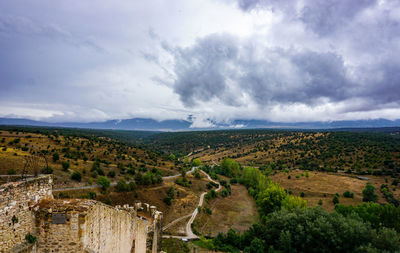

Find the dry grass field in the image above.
[
  {"left": 0, "top": 130, "right": 177, "bottom": 187},
  {"left": 194, "top": 184, "right": 258, "bottom": 236},
  {"left": 271, "top": 170, "right": 400, "bottom": 211}
]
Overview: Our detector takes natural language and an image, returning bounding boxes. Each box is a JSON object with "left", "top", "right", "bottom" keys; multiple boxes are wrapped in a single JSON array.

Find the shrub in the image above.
[
  {"left": 52, "top": 152, "right": 59, "bottom": 162},
  {"left": 343, "top": 190, "right": 354, "bottom": 198},
  {"left": 91, "top": 171, "right": 98, "bottom": 178},
  {"left": 363, "top": 183, "right": 378, "bottom": 202},
  {"left": 163, "top": 197, "right": 172, "bottom": 206},
  {"left": 115, "top": 179, "right": 128, "bottom": 192},
  {"left": 97, "top": 176, "right": 110, "bottom": 191},
  {"left": 7, "top": 169, "right": 16, "bottom": 175},
  {"left": 25, "top": 233, "right": 37, "bottom": 243},
  {"left": 192, "top": 158, "right": 202, "bottom": 167},
  {"left": 221, "top": 189, "right": 229, "bottom": 198},
  {"left": 333, "top": 195, "right": 339, "bottom": 205},
  {"left": 62, "top": 161, "right": 70, "bottom": 171},
  {"left": 88, "top": 191, "right": 96, "bottom": 199},
  {"left": 107, "top": 170, "right": 116, "bottom": 178},
  {"left": 41, "top": 166, "right": 53, "bottom": 174},
  {"left": 230, "top": 178, "right": 238, "bottom": 184},
  {"left": 71, "top": 171, "right": 82, "bottom": 182},
  {"left": 128, "top": 181, "right": 137, "bottom": 191}
]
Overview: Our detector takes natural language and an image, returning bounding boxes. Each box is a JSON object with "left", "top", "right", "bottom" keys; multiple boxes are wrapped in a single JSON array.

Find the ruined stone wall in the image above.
[
  {"left": 134, "top": 218, "right": 147, "bottom": 253},
  {"left": 82, "top": 202, "right": 136, "bottom": 253},
  {"left": 0, "top": 175, "right": 53, "bottom": 252},
  {"left": 0, "top": 175, "right": 163, "bottom": 253}
]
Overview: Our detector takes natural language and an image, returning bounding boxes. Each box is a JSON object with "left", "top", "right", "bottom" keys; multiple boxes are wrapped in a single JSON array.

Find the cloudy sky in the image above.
[{"left": 1, "top": 0, "right": 400, "bottom": 126}]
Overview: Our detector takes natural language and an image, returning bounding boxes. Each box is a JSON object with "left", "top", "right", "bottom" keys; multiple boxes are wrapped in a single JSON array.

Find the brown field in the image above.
[
  {"left": 194, "top": 184, "right": 258, "bottom": 237},
  {"left": 271, "top": 170, "right": 400, "bottom": 211},
  {"left": 0, "top": 130, "right": 177, "bottom": 187}
]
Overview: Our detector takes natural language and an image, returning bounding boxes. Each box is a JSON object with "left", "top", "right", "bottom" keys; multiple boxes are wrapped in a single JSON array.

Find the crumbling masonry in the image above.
[{"left": 0, "top": 175, "right": 162, "bottom": 253}]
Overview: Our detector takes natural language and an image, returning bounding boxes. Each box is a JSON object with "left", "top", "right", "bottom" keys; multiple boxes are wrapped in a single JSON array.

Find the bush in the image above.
[
  {"left": 363, "top": 183, "right": 378, "bottom": 202},
  {"left": 192, "top": 158, "right": 202, "bottom": 167},
  {"left": 230, "top": 178, "right": 238, "bottom": 184},
  {"left": 175, "top": 178, "right": 189, "bottom": 187},
  {"left": 333, "top": 195, "right": 339, "bottom": 205},
  {"left": 97, "top": 176, "right": 110, "bottom": 191},
  {"left": 71, "top": 171, "right": 82, "bottom": 182},
  {"left": 52, "top": 152, "right": 59, "bottom": 162},
  {"left": 128, "top": 181, "right": 137, "bottom": 191},
  {"left": 115, "top": 179, "right": 128, "bottom": 192},
  {"left": 221, "top": 189, "right": 229, "bottom": 198},
  {"left": 25, "top": 233, "right": 37, "bottom": 243},
  {"left": 62, "top": 161, "right": 70, "bottom": 171},
  {"left": 343, "top": 190, "right": 354, "bottom": 198},
  {"left": 91, "top": 171, "right": 98, "bottom": 178},
  {"left": 7, "top": 169, "right": 16, "bottom": 175},
  {"left": 163, "top": 197, "right": 172, "bottom": 206},
  {"left": 41, "top": 166, "right": 53, "bottom": 174},
  {"left": 107, "top": 170, "right": 116, "bottom": 178},
  {"left": 88, "top": 191, "right": 96, "bottom": 199}
]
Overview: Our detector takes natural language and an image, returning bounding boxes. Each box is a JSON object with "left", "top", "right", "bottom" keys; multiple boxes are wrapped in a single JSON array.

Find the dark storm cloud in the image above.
[
  {"left": 168, "top": 34, "right": 353, "bottom": 107},
  {"left": 158, "top": 0, "right": 400, "bottom": 114},
  {"left": 171, "top": 34, "right": 240, "bottom": 106}
]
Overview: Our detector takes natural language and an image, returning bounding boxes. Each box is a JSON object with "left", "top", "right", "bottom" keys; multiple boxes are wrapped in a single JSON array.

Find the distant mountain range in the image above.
[{"left": 0, "top": 117, "right": 400, "bottom": 131}]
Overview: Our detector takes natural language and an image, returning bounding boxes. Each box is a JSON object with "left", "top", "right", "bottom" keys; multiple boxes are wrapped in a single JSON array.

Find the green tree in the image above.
[
  {"left": 168, "top": 153, "right": 176, "bottom": 161},
  {"left": 192, "top": 158, "right": 202, "bottom": 167},
  {"left": 71, "top": 171, "right": 82, "bottom": 182},
  {"left": 332, "top": 195, "right": 339, "bottom": 205},
  {"left": 128, "top": 182, "right": 137, "bottom": 191},
  {"left": 220, "top": 158, "right": 240, "bottom": 177},
  {"left": 194, "top": 168, "right": 201, "bottom": 179},
  {"left": 343, "top": 190, "right": 354, "bottom": 198},
  {"left": 245, "top": 238, "right": 264, "bottom": 253},
  {"left": 363, "top": 183, "right": 378, "bottom": 202},
  {"left": 62, "top": 161, "right": 70, "bottom": 171},
  {"left": 52, "top": 152, "right": 59, "bottom": 162},
  {"left": 256, "top": 183, "right": 287, "bottom": 215},
  {"left": 107, "top": 170, "right": 116, "bottom": 178},
  {"left": 97, "top": 176, "right": 110, "bottom": 191},
  {"left": 115, "top": 179, "right": 128, "bottom": 192}
]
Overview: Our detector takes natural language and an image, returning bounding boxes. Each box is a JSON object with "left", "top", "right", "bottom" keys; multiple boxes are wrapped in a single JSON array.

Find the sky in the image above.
[{"left": 1, "top": 0, "right": 400, "bottom": 127}]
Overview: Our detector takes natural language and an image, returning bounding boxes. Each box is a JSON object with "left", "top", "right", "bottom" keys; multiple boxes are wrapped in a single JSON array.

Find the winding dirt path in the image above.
[{"left": 162, "top": 169, "right": 222, "bottom": 240}]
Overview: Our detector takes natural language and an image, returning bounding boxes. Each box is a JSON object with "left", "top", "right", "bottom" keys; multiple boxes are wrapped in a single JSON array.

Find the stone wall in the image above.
[
  {"left": 82, "top": 202, "right": 136, "bottom": 253},
  {"left": 0, "top": 176, "right": 163, "bottom": 253},
  {"left": 0, "top": 175, "right": 52, "bottom": 252},
  {"left": 34, "top": 200, "right": 162, "bottom": 253}
]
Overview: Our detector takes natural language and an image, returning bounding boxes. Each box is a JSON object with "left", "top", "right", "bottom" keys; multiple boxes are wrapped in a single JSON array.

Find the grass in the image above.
[
  {"left": 271, "top": 170, "right": 398, "bottom": 211},
  {"left": 0, "top": 130, "right": 178, "bottom": 188},
  {"left": 194, "top": 184, "right": 258, "bottom": 236}
]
